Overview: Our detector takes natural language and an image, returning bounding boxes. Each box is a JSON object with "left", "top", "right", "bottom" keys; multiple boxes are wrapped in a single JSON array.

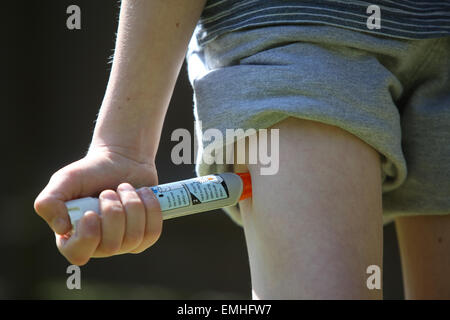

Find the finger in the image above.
[
  {"left": 116, "top": 183, "right": 146, "bottom": 252},
  {"left": 93, "top": 190, "right": 126, "bottom": 257},
  {"left": 130, "top": 187, "right": 162, "bottom": 254},
  {"left": 56, "top": 211, "right": 101, "bottom": 266}
]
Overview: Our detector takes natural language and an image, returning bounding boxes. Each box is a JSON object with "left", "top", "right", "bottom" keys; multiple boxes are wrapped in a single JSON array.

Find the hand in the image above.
[{"left": 34, "top": 147, "right": 163, "bottom": 265}]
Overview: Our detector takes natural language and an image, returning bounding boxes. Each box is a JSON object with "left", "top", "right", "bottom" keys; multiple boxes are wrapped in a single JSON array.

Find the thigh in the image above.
[
  {"left": 395, "top": 215, "right": 450, "bottom": 299},
  {"left": 237, "top": 117, "right": 383, "bottom": 299}
]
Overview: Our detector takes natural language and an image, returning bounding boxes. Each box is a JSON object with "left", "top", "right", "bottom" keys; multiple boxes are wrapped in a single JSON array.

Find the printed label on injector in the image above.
[
  {"left": 186, "top": 175, "right": 228, "bottom": 205},
  {"left": 150, "top": 175, "right": 229, "bottom": 211}
]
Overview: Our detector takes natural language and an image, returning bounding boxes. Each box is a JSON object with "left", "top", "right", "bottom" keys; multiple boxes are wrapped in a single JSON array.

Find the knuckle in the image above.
[
  {"left": 63, "top": 168, "right": 77, "bottom": 180},
  {"left": 142, "top": 195, "right": 161, "bottom": 213},
  {"left": 49, "top": 171, "right": 62, "bottom": 182},
  {"left": 33, "top": 195, "right": 49, "bottom": 216},
  {"left": 99, "top": 242, "right": 121, "bottom": 256},
  {"left": 103, "top": 204, "right": 124, "bottom": 217},
  {"left": 118, "top": 182, "right": 133, "bottom": 190},
  {"left": 34, "top": 196, "right": 59, "bottom": 222},
  {"left": 99, "top": 189, "right": 116, "bottom": 199},
  {"left": 147, "top": 200, "right": 160, "bottom": 212},
  {"left": 123, "top": 233, "right": 143, "bottom": 248},
  {"left": 144, "top": 228, "right": 162, "bottom": 247},
  {"left": 52, "top": 167, "right": 75, "bottom": 182},
  {"left": 123, "top": 198, "right": 144, "bottom": 213},
  {"left": 100, "top": 192, "right": 124, "bottom": 217}
]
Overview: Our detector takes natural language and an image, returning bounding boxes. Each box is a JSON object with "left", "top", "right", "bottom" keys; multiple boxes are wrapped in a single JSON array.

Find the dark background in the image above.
[{"left": 1, "top": 0, "right": 403, "bottom": 299}]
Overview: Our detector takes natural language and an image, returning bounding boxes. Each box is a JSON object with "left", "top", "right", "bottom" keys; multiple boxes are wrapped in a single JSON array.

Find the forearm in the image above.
[{"left": 90, "top": 0, "right": 206, "bottom": 163}]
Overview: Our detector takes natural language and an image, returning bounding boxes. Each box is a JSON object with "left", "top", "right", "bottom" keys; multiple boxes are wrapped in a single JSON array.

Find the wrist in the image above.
[
  {"left": 89, "top": 122, "right": 159, "bottom": 165},
  {"left": 87, "top": 141, "right": 156, "bottom": 166}
]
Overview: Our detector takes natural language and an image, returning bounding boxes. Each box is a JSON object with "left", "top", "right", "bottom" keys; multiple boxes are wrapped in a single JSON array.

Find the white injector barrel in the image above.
[{"left": 65, "top": 172, "right": 252, "bottom": 232}]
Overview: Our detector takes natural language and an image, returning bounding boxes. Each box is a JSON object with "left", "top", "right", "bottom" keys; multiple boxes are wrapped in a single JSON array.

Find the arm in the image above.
[
  {"left": 91, "top": 0, "right": 207, "bottom": 163},
  {"left": 34, "top": 0, "right": 207, "bottom": 265}
]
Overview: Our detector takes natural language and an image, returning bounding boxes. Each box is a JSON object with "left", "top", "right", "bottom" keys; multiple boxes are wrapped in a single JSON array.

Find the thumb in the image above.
[
  {"left": 34, "top": 165, "right": 85, "bottom": 235},
  {"left": 34, "top": 158, "right": 107, "bottom": 235}
]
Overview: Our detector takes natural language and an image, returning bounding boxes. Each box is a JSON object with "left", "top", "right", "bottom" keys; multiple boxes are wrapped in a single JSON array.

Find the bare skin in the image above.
[
  {"left": 34, "top": 0, "right": 207, "bottom": 266},
  {"left": 33, "top": 0, "right": 449, "bottom": 299},
  {"left": 236, "top": 117, "right": 383, "bottom": 299},
  {"left": 396, "top": 215, "right": 450, "bottom": 299}
]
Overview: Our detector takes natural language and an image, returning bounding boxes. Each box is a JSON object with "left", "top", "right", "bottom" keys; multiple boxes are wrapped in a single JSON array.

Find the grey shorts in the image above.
[{"left": 186, "top": 25, "right": 450, "bottom": 226}]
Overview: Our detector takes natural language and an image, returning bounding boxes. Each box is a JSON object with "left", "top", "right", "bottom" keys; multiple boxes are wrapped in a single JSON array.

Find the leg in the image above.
[
  {"left": 395, "top": 215, "right": 450, "bottom": 299},
  {"left": 236, "top": 117, "right": 383, "bottom": 299}
]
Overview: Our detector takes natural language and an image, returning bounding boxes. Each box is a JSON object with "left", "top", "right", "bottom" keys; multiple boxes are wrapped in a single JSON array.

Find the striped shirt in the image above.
[{"left": 195, "top": 0, "right": 450, "bottom": 46}]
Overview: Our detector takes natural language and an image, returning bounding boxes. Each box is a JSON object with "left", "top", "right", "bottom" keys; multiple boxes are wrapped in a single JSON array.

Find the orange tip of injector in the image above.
[{"left": 236, "top": 172, "right": 252, "bottom": 201}]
